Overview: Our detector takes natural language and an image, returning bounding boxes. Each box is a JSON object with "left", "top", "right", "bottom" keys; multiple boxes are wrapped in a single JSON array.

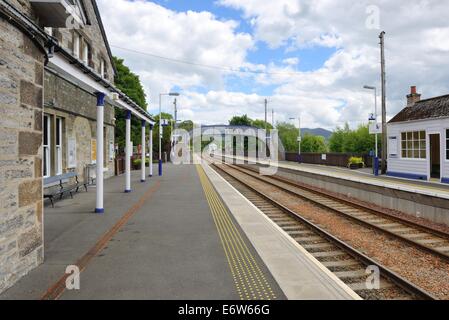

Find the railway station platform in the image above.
[
  {"left": 0, "top": 163, "right": 357, "bottom": 300},
  {"left": 228, "top": 156, "right": 449, "bottom": 227}
]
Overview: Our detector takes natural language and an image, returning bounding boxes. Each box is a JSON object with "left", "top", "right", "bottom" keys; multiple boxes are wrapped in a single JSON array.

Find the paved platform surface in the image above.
[
  {"left": 230, "top": 156, "right": 449, "bottom": 200},
  {"left": 202, "top": 162, "right": 359, "bottom": 300},
  {"left": 0, "top": 164, "right": 284, "bottom": 300}
]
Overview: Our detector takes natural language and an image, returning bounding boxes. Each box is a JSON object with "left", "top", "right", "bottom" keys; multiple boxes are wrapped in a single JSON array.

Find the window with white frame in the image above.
[
  {"left": 43, "top": 115, "right": 51, "bottom": 178},
  {"left": 100, "top": 58, "right": 105, "bottom": 78},
  {"left": 73, "top": 33, "right": 81, "bottom": 59},
  {"left": 82, "top": 40, "right": 90, "bottom": 65},
  {"left": 55, "top": 117, "right": 63, "bottom": 175},
  {"left": 401, "top": 130, "right": 426, "bottom": 159},
  {"left": 446, "top": 129, "right": 449, "bottom": 160}
]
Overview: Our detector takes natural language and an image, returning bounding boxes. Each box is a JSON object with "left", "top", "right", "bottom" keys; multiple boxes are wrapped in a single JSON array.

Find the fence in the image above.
[{"left": 285, "top": 152, "right": 373, "bottom": 168}]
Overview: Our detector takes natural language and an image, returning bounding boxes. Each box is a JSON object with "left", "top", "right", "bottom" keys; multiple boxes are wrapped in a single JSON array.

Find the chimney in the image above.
[{"left": 407, "top": 86, "right": 421, "bottom": 106}]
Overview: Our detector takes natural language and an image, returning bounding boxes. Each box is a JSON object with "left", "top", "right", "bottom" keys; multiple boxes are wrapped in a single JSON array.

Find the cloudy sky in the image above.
[{"left": 97, "top": 0, "right": 449, "bottom": 129}]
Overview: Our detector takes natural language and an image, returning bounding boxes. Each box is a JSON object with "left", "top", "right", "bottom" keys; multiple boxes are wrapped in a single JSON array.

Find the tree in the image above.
[
  {"left": 229, "top": 115, "right": 252, "bottom": 126},
  {"left": 276, "top": 122, "right": 299, "bottom": 152},
  {"left": 177, "top": 120, "right": 194, "bottom": 133},
  {"left": 329, "top": 123, "right": 377, "bottom": 154},
  {"left": 301, "top": 134, "right": 328, "bottom": 153},
  {"left": 329, "top": 123, "right": 350, "bottom": 153},
  {"left": 251, "top": 119, "right": 273, "bottom": 130},
  {"left": 152, "top": 112, "right": 173, "bottom": 157},
  {"left": 113, "top": 56, "right": 148, "bottom": 152}
]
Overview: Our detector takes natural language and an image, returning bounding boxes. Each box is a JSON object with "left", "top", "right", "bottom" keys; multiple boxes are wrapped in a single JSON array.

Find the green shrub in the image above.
[{"left": 348, "top": 157, "right": 365, "bottom": 167}]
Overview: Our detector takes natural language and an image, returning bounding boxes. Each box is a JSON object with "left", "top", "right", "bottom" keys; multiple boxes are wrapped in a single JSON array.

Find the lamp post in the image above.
[
  {"left": 290, "top": 117, "right": 301, "bottom": 163},
  {"left": 364, "top": 85, "right": 379, "bottom": 176},
  {"left": 159, "top": 92, "right": 179, "bottom": 176}
]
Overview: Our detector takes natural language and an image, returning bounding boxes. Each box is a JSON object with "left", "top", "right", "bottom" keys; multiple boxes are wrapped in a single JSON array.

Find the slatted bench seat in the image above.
[{"left": 44, "top": 172, "right": 88, "bottom": 207}]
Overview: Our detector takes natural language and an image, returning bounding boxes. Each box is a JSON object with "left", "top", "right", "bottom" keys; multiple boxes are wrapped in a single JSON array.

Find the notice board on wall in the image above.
[
  {"left": 68, "top": 138, "right": 77, "bottom": 168},
  {"left": 389, "top": 136, "right": 398, "bottom": 157}
]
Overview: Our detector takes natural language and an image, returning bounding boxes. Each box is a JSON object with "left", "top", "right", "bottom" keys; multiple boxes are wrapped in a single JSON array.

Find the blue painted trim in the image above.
[
  {"left": 95, "top": 208, "right": 104, "bottom": 214},
  {"left": 442, "top": 178, "right": 449, "bottom": 184},
  {"left": 95, "top": 92, "right": 106, "bottom": 106},
  {"left": 142, "top": 120, "right": 146, "bottom": 127},
  {"left": 125, "top": 110, "right": 132, "bottom": 120},
  {"left": 387, "top": 171, "right": 427, "bottom": 181},
  {"left": 149, "top": 124, "right": 154, "bottom": 130},
  {"left": 124, "top": 189, "right": 132, "bottom": 193}
]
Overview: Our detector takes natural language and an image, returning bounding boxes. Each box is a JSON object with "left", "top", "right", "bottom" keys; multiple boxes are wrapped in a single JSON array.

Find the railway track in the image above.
[
  {"left": 211, "top": 162, "right": 437, "bottom": 300},
  {"left": 228, "top": 163, "right": 449, "bottom": 262}
]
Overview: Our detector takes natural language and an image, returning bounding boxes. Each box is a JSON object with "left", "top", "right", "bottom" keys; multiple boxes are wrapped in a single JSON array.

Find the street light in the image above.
[
  {"left": 290, "top": 117, "right": 301, "bottom": 163},
  {"left": 159, "top": 92, "right": 180, "bottom": 176},
  {"left": 364, "top": 85, "right": 379, "bottom": 176}
]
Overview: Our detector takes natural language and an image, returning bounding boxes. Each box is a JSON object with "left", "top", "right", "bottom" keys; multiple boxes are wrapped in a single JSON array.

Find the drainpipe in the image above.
[
  {"left": 125, "top": 110, "right": 132, "bottom": 193},
  {"left": 95, "top": 92, "right": 106, "bottom": 214}
]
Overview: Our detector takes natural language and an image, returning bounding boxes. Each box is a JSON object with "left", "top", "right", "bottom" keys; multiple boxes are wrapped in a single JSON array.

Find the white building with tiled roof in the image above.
[{"left": 387, "top": 86, "right": 449, "bottom": 183}]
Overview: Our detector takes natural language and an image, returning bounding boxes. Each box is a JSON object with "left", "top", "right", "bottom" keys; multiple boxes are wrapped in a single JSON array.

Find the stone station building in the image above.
[{"left": 0, "top": 0, "right": 154, "bottom": 293}]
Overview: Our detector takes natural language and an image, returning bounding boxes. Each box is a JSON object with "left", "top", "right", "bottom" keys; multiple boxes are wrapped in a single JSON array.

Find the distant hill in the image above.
[{"left": 301, "top": 128, "right": 333, "bottom": 140}]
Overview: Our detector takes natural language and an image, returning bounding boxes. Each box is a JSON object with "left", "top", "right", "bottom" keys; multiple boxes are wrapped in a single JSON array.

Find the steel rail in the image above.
[
  {"left": 228, "top": 164, "right": 449, "bottom": 262},
  {"left": 212, "top": 163, "right": 437, "bottom": 300}
]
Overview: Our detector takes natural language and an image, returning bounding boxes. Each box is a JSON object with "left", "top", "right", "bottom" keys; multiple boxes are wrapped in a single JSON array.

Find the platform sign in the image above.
[{"left": 369, "top": 123, "right": 382, "bottom": 134}]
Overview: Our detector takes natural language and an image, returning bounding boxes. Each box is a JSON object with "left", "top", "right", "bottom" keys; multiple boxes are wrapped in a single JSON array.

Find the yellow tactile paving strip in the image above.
[{"left": 196, "top": 165, "right": 277, "bottom": 300}]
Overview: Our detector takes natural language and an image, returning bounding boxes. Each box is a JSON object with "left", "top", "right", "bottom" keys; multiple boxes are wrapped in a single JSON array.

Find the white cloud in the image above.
[{"left": 98, "top": 0, "right": 449, "bottom": 130}]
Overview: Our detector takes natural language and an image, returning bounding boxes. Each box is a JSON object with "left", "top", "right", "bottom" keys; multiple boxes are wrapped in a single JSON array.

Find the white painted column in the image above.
[
  {"left": 141, "top": 120, "right": 146, "bottom": 182},
  {"left": 95, "top": 92, "right": 106, "bottom": 214},
  {"left": 149, "top": 125, "right": 153, "bottom": 177},
  {"left": 125, "top": 110, "right": 132, "bottom": 193}
]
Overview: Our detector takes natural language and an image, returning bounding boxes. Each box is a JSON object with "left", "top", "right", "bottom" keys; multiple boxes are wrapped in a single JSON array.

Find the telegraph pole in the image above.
[
  {"left": 264, "top": 99, "right": 268, "bottom": 132},
  {"left": 379, "top": 31, "right": 387, "bottom": 174}
]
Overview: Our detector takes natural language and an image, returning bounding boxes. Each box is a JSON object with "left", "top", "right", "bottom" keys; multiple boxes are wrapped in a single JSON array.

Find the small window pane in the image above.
[
  {"left": 402, "top": 141, "right": 407, "bottom": 149},
  {"left": 413, "top": 150, "right": 419, "bottom": 158},
  {"left": 407, "top": 141, "right": 413, "bottom": 149},
  {"left": 44, "top": 116, "right": 48, "bottom": 145},
  {"left": 402, "top": 150, "right": 407, "bottom": 158},
  {"left": 402, "top": 132, "right": 406, "bottom": 140},
  {"left": 421, "top": 150, "right": 426, "bottom": 159},
  {"left": 407, "top": 132, "right": 412, "bottom": 140},
  {"left": 413, "top": 131, "right": 419, "bottom": 140},
  {"left": 413, "top": 141, "right": 419, "bottom": 149},
  {"left": 56, "top": 118, "right": 61, "bottom": 145},
  {"left": 420, "top": 141, "right": 426, "bottom": 150},
  {"left": 407, "top": 150, "right": 413, "bottom": 158},
  {"left": 420, "top": 131, "right": 426, "bottom": 139}
]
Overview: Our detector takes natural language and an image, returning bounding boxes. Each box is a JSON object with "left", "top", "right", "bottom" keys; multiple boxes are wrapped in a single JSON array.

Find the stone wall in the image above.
[
  {"left": 44, "top": 71, "right": 115, "bottom": 181},
  {"left": 52, "top": 0, "right": 115, "bottom": 82},
  {"left": 0, "top": 12, "right": 45, "bottom": 292}
]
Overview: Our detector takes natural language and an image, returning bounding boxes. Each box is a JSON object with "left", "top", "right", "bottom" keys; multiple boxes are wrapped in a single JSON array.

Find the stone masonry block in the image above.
[
  {"left": 17, "top": 227, "right": 42, "bottom": 258},
  {"left": 18, "top": 132, "right": 42, "bottom": 156},
  {"left": 20, "top": 80, "right": 42, "bottom": 108},
  {"left": 18, "top": 179, "right": 42, "bottom": 208}
]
